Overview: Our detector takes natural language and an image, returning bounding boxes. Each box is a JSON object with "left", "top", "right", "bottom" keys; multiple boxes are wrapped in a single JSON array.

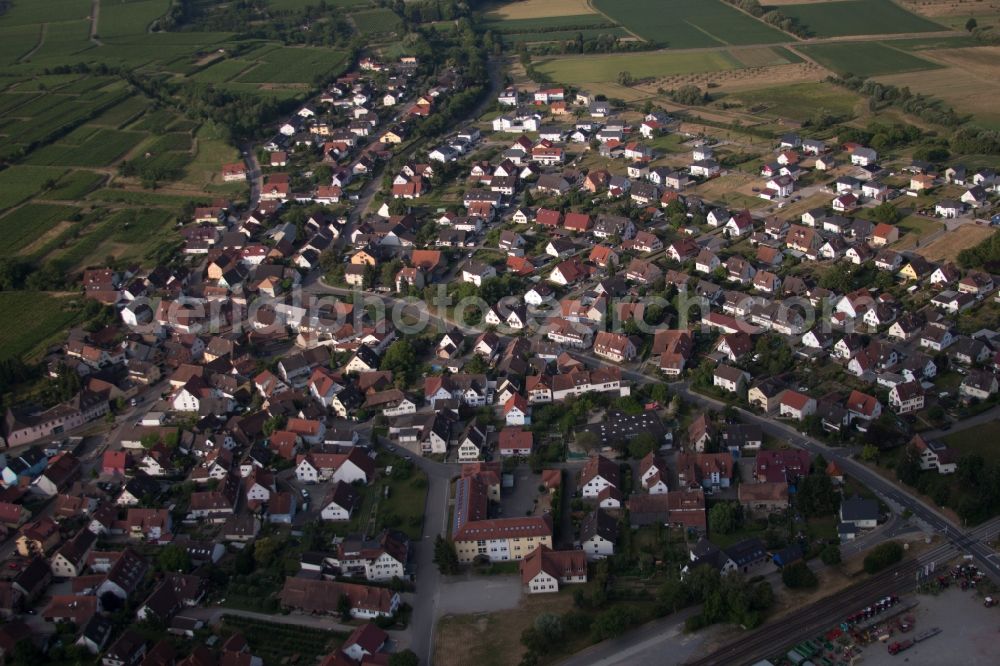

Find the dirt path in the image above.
[
  {"left": 90, "top": 0, "right": 103, "bottom": 45},
  {"left": 19, "top": 22, "right": 47, "bottom": 62}
]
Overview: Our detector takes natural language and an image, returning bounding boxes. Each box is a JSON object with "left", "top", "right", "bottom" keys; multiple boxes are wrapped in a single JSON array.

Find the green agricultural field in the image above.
[
  {"left": 726, "top": 81, "right": 860, "bottom": 121},
  {"left": 87, "top": 189, "right": 195, "bottom": 208},
  {"left": 0, "top": 292, "right": 84, "bottom": 361},
  {"left": 0, "top": 165, "right": 67, "bottom": 211},
  {"left": 89, "top": 94, "right": 149, "bottom": 128},
  {"left": 351, "top": 7, "right": 403, "bottom": 35},
  {"left": 0, "top": 90, "right": 41, "bottom": 115},
  {"left": 0, "top": 24, "right": 42, "bottom": 65},
  {"left": 49, "top": 207, "right": 176, "bottom": 269},
  {"left": 593, "top": 0, "right": 787, "bottom": 47},
  {"left": 25, "top": 127, "right": 145, "bottom": 167},
  {"left": 0, "top": 203, "right": 80, "bottom": 255},
  {"left": 98, "top": 0, "right": 169, "bottom": 38},
  {"left": 798, "top": 42, "right": 941, "bottom": 77},
  {"left": 237, "top": 47, "right": 348, "bottom": 84},
  {"left": 537, "top": 50, "right": 741, "bottom": 84},
  {"left": 501, "top": 27, "right": 629, "bottom": 43},
  {"left": 778, "top": 0, "right": 944, "bottom": 37},
  {"left": 0, "top": 0, "right": 91, "bottom": 27},
  {"left": 190, "top": 58, "right": 252, "bottom": 83},
  {"left": 27, "top": 20, "right": 91, "bottom": 60},
  {"left": 47, "top": 171, "right": 105, "bottom": 200}
]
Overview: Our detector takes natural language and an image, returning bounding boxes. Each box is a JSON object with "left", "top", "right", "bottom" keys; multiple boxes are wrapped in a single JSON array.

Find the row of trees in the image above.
[
  {"left": 831, "top": 76, "right": 966, "bottom": 128},
  {"left": 721, "top": 0, "right": 811, "bottom": 38}
]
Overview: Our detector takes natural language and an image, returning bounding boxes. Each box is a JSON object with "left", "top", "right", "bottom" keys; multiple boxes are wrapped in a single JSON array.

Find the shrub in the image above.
[{"left": 864, "top": 541, "right": 904, "bottom": 574}]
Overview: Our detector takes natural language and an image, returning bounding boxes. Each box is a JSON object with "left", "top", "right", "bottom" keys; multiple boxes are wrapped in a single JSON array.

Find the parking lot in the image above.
[
  {"left": 858, "top": 587, "right": 999, "bottom": 665},
  {"left": 499, "top": 466, "right": 544, "bottom": 519}
]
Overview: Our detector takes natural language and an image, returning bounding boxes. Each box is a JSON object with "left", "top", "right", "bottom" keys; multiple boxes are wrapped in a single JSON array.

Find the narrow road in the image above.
[
  {"left": 240, "top": 142, "right": 262, "bottom": 211},
  {"left": 305, "top": 279, "right": 1000, "bottom": 584},
  {"left": 19, "top": 23, "right": 47, "bottom": 63},
  {"left": 921, "top": 406, "right": 999, "bottom": 439}
]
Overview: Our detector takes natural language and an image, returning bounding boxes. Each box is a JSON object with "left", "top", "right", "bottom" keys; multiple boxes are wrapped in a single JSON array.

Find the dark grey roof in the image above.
[{"left": 840, "top": 495, "right": 878, "bottom": 523}]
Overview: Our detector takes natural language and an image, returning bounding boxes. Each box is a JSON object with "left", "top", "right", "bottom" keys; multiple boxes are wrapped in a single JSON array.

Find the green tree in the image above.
[
  {"left": 433, "top": 535, "right": 460, "bottom": 574},
  {"left": 871, "top": 202, "right": 903, "bottom": 225},
  {"left": 338, "top": 593, "right": 352, "bottom": 621},
  {"left": 521, "top": 613, "right": 564, "bottom": 654},
  {"left": 575, "top": 431, "right": 600, "bottom": 452},
  {"left": 252, "top": 536, "right": 282, "bottom": 568},
  {"left": 863, "top": 541, "right": 904, "bottom": 574},
  {"left": 157, "top": 543, "right": 191, "bottom": 572},
  {"left": 781, "top": 561, "right": 818, "bottom": 589},
  {"left": 380, "top": 339, "right": 418, "bottom": 384},
  {"left": 820, "top": 544, "right": 842, "bottom": 566},
  {"left": 966, "top": 17, "right": 978, "bottom": 31},
  {"left": 709, "top": 502, "right": 741, "bottom": 534},
  {"left": 628, "top": 432, "right": 658, "bottom": 459},
  {"left": 860, "top": 444, "right": 879, "bottom": 462}
]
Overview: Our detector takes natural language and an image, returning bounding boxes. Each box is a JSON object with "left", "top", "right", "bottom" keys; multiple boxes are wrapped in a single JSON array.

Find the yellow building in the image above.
[{"left": 453, "top": 516, "right": 553, "bottom": 564}]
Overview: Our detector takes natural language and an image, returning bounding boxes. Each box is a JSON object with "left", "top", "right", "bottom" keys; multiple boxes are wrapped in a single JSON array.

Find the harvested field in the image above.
[
  {"left": 899, "top": 0, "right": 1000, "bottom": 18},
  {"left": 876, "top": 48, "right": 1000, "bottom": 128},
  {"left": 434, "top": 592, "right": 576, "bottom": 666},
  {"left": 918, "top": 224, "right": 996, "bottom": 262},
  {"left": 482, "top": 0, "right": 597, "bottom": 20}
]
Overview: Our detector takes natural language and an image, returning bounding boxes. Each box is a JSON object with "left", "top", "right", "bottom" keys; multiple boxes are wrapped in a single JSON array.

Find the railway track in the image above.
[{"left": 686, "top": 526, "right": 1000, "bottom": 666}]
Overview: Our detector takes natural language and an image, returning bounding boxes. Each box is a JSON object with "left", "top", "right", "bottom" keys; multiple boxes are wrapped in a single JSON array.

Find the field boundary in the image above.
[{"left": 585, "top": 0, "right": 643, "bottom": 41}]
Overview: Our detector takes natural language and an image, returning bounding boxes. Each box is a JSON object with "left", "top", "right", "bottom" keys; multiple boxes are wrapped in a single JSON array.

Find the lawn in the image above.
[
  {"left": 536, "top": 50, "right": 741, "bottom": 84},
  {"left": 0, "top": 291, "right": 83, "bottom": 361},
  {"left": 777, "top": 0, "right": 945, "bottom": 37},
  {"left": 798, "top": 42, "right": 941, "bottom": 77},
  {"left": 176, "top": 124, "right": 242, "bottom": 191},
  {"left": 0, "top": 165, "right": 68, "bottom": 211},
  {"left": 351, "top": 8, "right": 403, "bottom": 36},
  {"left": 727, "top": 81, "right": 860, "bottom": 121},
  {"left": 892, "top": 215, "right": 943, "bottom": 248},
  {"left": 375, "top": 456, "right": 430, "bottom": 540},
  {"left": 593, "top": 0, "right": 788, "bottom": 47},
  {"left": 0, "top": 203, "right": 80, "bottom": 255}
]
